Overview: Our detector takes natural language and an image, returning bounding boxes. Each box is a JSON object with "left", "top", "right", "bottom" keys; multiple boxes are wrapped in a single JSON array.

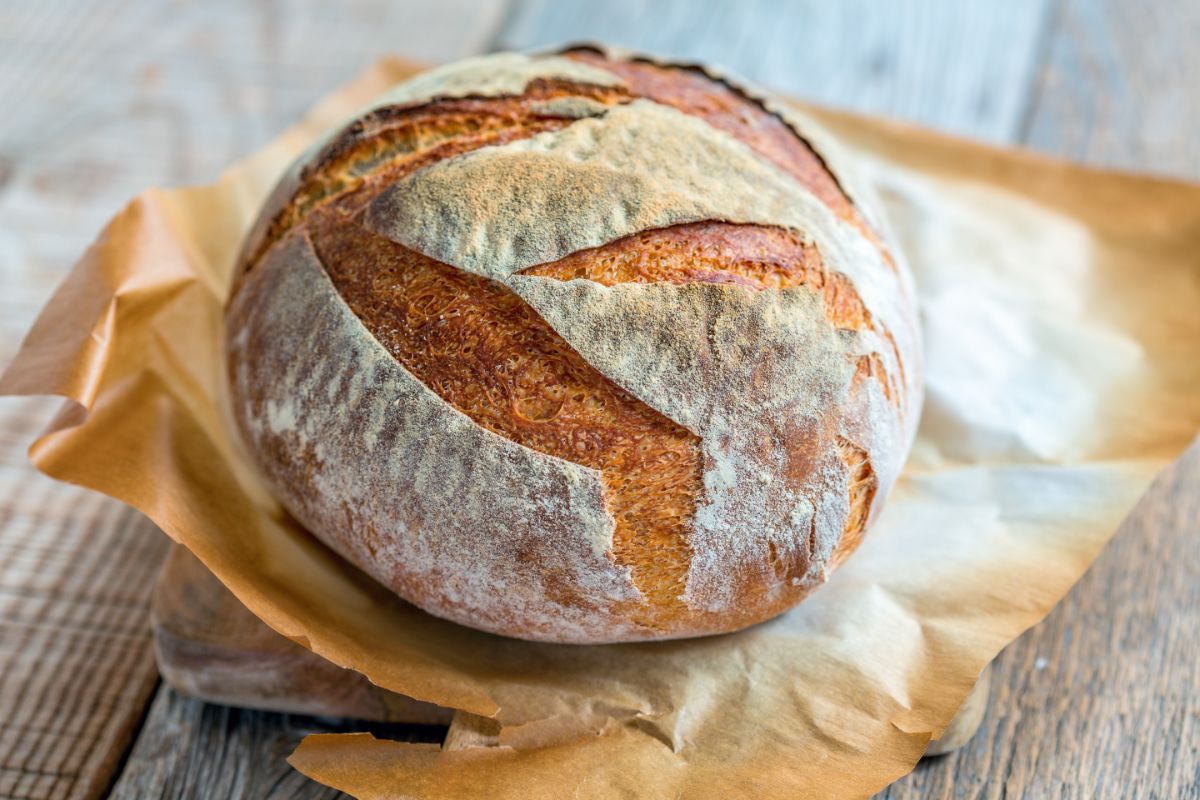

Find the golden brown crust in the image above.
[
  {"left": 522, "top": 221, "right": 871, "bottom": 331},
  {"left": 309, "top": 205, "right": 702, "bottom": 630},
  {"left": 226, "top": 49, "right": 916, "bottom": 642},
  {"left": 561, "top": 48, "right": 892, "bottom": 265},
  {"left": 307, "top": 210, "right": 891, "bottom": 635},
  {"left": 240, "top": 81, "right": 634, "bottom": 288}
]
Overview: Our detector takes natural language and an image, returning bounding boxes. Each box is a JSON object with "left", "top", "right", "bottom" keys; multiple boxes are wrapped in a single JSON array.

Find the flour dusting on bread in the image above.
[
  {"left": 225, "top": 48, "right": 922, "bottom": 642},
  {"left": 364, "top": 52, "right": 625, "bottom": 113},
  {"left": 228, "top": 233, "right": 643, "bottom": 642}
]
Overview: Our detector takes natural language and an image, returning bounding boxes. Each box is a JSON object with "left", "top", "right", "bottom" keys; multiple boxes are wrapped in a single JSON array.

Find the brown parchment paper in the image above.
[{"left": 3, "top": 57, "right": 1199, "bottom": 799}]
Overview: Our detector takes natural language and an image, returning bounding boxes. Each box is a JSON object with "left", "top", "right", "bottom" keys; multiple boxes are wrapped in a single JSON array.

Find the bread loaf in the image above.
[{"left": 225, "top": 46, "right": 922, "bottom": 644}]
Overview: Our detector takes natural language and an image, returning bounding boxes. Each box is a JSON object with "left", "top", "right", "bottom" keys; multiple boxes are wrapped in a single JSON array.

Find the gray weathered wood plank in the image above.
[
  {"left": 5, "top": 0, "right": 1199, "bottom": 797},
  {"left": 109, "top": 688, "right": 442, "bottom": 800},
  {"left": 152, "top": 547, "right": 453, "bottom": 725},
  {"left": 878, "top": 0, "right": 1200, "bottom": 795},
  {"left": 879, "top": 440, "right": 1200, "bottom": 799},
  {"left": 1023, "top": 0, "right": 1200, "bottom": 178},
  {"left": 0, "top": 2, "right": 509, "bottom": 798},
  {"left": 0, "top": 0, "right": 510, "bottom": 360},
  {"left": 0, "top": 460, "right": 168, "bottom": 800},
  {"left": 497, "top": 0, "right": 1054, "bottom": 142}
]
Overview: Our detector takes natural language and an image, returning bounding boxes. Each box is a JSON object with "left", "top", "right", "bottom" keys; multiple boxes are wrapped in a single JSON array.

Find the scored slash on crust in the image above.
[{"left": 225, "top": 47, "right": 920, "bottom": 642}]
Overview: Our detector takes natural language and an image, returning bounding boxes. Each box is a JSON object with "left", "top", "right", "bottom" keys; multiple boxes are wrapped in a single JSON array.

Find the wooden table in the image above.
[{"left": 1, "top": 2, "right": 1196, "bottom": 798}]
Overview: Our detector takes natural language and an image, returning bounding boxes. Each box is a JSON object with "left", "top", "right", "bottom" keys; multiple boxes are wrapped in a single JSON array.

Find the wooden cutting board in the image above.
[
  {"left": 151, "top": 545, "right": 454, "bottom": 725},
  {"left": 151, "top": 544, "right": 990, "bottom": 755}
]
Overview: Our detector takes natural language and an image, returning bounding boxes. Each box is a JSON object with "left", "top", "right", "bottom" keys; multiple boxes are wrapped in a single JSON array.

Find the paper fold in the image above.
[{"left": 2, "top": 57, "right": 1198, "bottom": 799}]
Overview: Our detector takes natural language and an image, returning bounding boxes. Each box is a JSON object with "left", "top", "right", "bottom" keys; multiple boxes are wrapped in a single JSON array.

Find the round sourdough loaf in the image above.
[{"left": 225, "top": 46, "right": 922, "bottom": 644}]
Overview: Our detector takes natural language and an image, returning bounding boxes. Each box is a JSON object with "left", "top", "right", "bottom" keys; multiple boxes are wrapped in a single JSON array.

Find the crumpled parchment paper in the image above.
[{"left": 2, "top": 57, "right": 1198, "bottom": 799}]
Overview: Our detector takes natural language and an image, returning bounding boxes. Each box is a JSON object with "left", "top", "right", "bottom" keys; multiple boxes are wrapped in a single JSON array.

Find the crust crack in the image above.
[
  {"left": 830, "top": 437, "right": 877, "bottom": 569},
  {"left": 242, "top": 81, "right": 633, "bottom": 282},
  {"left": 309, "top": 208, "right": 702, "bottom": 631}
]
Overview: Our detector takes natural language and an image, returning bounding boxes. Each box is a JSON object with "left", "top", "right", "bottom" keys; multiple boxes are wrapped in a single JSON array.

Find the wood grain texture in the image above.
[
  {"left": 0, "top": 397, "right": 168, "bottom": 800},
  {"left": 108, "top": 688, "right": 443, "bottom": 800},
  {"left": 878, "top": 440, "right": 1200, "bottom": 799},
  {"left": 0, "top": 0, "right": 509, "bottom": 366},
  {"left": 148, "top": 548, "right": 990, "bottom": 754},
  {"left": 0, "top": 2, "right": 509, "bottom": 799},
  {"left": 1022, "top": 0, "right": 1200, "bottom": 177},
  {"left": 153, "top": 547, "right": 453, "bottom": 725},
  {"left": 1, "top": 0, "right": 1198, "bottom": 798},
  {"left": 876, "top": 0, "right": 1200, "bottom": 793},
  {"left": 497, "top": 0, "right": 1054, "bottom": 142}
]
